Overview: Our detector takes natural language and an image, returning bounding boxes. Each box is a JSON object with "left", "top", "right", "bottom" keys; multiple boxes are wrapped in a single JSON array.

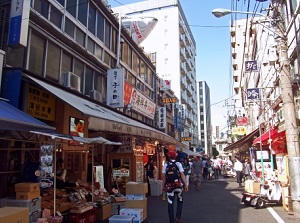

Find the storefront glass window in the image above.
[
  {"left": 78, "top": 0, "right": 88, "bottom": 26},
  {"left": 46, "top": 42, "right": 60, "bottom": 82},
  {"left": 88, "top": 4, "right": 96, "bottom": 34},
  {"left": 66, "top": 0, "right": 76, "bottom": 18},
  {"left": 28, "top": 32, "right": 45, "bottom": 75}
]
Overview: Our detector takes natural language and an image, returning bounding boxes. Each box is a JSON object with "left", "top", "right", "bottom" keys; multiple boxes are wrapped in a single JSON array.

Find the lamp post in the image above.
[{"left": 213, "top": 4, "right": 300, "bottom": 217}]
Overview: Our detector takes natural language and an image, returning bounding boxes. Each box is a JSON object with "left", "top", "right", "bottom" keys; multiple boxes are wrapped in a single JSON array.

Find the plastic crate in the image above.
[
  {"left": 0, "top": 197, "right": 41, "bottom": 213},
  {"left": 109, "top": 215, "right": 134, "bottom": 223},
  {"left": 30, "top": 209, "right": 41, "bottom": 223}
]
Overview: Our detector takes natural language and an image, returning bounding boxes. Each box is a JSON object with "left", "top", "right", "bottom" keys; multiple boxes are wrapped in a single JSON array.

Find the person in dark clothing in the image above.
[
  {"left": 145, "top": 159, "right": 155, "bottom": 195},
  {"left": 56, "top": 158, "right": 66, "bottom": 189}
]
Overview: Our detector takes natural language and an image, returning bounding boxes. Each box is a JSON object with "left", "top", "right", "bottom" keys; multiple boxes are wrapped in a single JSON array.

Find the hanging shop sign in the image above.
[
  {"left": 160, "top": 80, "right": 171, "bottom": 90},
  {"left": 232, "top": 126, "right": 247, "bottom": 135},
  {"left": 245, "top": 60, "right": 258, "bottom": 72},
  {"left": 181, "top": 137, "right": 191, "bottom": 141},
  {"left": 163, "top": 97, "right": 177, "bottom": 103},
  {"left": 158, "top": 107, "right": 166, "bottom": 129},
  {"left": 8, "top": 0, "right": 30, "bottom": 47},
  {"left": 107, "top": 68, "right": 124, "bottom": 108},
  {"left": 246, "top": 88, "right": 260, "bottom": 100},
  {"left": 27, "top": 84, "right": 56, "bottom": 121},
  {"left": 112, "top": 168, "right": 130, "bottom": 177}
]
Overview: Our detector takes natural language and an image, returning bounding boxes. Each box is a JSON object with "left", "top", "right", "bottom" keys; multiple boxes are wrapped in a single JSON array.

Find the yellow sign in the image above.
[
  {"left": 163, "top": 97, "right": 177, "bottom": 103},
  {"left": 27, "top": 85, "right": 56, "bottom": 121},
  {"left": 232, "top": 126, "right": 247, "bottom": 135},
  {"left": 181, "top": 137, "right": 191, "bottom": 141}
]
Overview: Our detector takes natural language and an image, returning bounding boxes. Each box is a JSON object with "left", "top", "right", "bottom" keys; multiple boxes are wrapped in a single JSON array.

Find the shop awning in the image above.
[
  {"left": 27, "top": 76, "right": 186, "bottom": 148},
  {"left": 252, "top": 127, "right": 285, "bottom": 146},
  {"left": 224, "top": 128, "right": 259, "bottom": 152},
  {"left": 0, "top": 100, "right": 55, "bottom": 132}
]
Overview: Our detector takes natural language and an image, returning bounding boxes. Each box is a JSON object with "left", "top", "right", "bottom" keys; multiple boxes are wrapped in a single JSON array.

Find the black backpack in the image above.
[{"left": 165, "top": 161, "right": 181, "bottom": 188}]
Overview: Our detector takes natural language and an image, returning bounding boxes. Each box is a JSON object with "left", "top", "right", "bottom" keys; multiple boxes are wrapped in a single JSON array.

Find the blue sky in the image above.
[{"left": 108, "top": 0, "right": 269, "bottom": 134}]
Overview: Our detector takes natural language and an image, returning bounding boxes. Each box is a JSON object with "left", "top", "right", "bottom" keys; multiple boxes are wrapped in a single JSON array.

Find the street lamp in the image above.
[
  {"left": 212, "top": 8, "right": 265, "bottom": 18},
  {"left": 212, "top": 4, "right": 300, "bottom": 217}
]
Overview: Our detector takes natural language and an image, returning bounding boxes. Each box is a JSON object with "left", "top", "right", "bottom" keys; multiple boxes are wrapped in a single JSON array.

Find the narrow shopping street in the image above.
[{"left": 143, "top": 177, "right": 298, "bottom": 223}]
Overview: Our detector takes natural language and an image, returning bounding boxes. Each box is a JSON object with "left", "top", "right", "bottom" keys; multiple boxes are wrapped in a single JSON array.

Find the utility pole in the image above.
[{"left": 272, "top": 0, "right": 300, "bottom": 217}]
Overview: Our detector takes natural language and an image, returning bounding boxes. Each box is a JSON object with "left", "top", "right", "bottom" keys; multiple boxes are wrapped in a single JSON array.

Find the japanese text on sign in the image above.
[
  {"left": 163, "top": 97, "right": 177, "bottom": 103},
  {"left": 27, "top": 85, "right": 56, "bottom": 121}
]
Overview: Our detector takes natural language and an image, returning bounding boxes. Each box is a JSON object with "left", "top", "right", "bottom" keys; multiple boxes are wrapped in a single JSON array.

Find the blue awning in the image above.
[{"left": 0, "top": 100, "right": 55, "bottom": 132}]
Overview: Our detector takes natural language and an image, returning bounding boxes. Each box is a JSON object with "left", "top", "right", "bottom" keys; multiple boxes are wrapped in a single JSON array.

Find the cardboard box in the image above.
[
  {"left": 126, "top": 194, "right": 146, "bottom": 200},
  {"left": 120, "top": 208, "right": 143, "bottom": 223},
  {"left": 126, "top": 183, "right": 148, "bottom": 195},
  {"left": 0, "top": 207, "right": 29, "bottom": 223},
  {"left": 15, "top": 183, "right": 40, "bottom": 192},
  {"left": 244, "top": 180, "right": 260, "bottom": 194},
  {"left": 96, "top": 203, "right": 112, "bottom": 221},
  {"left": 125, "top": 199, "right": 147, "bottom": 220},
  {"left": 16, "top": 190, "right": 40, "bottom": 200}
]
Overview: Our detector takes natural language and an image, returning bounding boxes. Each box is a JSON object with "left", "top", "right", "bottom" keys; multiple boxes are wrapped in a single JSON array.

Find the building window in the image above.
[
  {"left": 29, "top": 32, "right": 45, "bottom": 75},
  {"left": 95, "top": 72, "right": 106, "bottom": 95},
  {"left": 33, "top": 0, "right": 49, "bottom": 19},
  {"left": 96, "top": 12, "right": 105, "bottom": 42},
  {"left": 104, "top": 22, "right": 111, "bottom": 48},
  {"left": 46, "top": 41, "right": 61, "bottom": 82},
  {"left": 87, "top": 37, "right": 95, "bottom": 53},
  {"left": 78, "top": 0, "right": 88, "bottom": 26},
  {"left": 65, "top": 17, "right": 75, "bottom": 38},
  {"left": 85, "top": 67, "right": 93, "bottom": 95},
  {"left": 88, "top": 4, "right": 96, "bottom": 34},
  {"left": 66, "top": 0, "right": 76, "bottom": 17},
  {"left": 95, "top": 44, "right": 103, "bottom": 60},
  {"left": 56, "top": 0, "right": 65, "bottom": 7},
  {"left": 61, "top": 51, "right": 72, "bottom": 75},
  {"left": 50, "top": 5, "right": 63, "bottom": 28},
  {"left": 74, "top": 59, "right": 84, "bottom": 91},
  {"left": 75, "top": 27, "right": 85, "bottom": 47}
]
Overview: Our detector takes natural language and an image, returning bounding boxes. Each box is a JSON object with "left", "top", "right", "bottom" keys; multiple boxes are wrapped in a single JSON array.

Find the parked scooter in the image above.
[{"left": 241, "top": 172, "right": 282, "bottom": 209}]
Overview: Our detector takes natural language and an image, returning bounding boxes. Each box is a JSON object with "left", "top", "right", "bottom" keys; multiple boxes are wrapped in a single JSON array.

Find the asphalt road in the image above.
[{"left": 144, "top": 177, "right": 298, "bottom": 223}]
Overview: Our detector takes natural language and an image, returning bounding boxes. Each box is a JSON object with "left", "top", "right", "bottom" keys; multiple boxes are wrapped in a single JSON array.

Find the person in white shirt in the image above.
[{"left": 233, "top": 156, "right": 244, "bottom": 187}]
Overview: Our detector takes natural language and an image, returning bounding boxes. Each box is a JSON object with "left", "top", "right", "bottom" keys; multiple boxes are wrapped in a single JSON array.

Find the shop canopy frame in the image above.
[
  {"left": 0, "top": 99, "right": 56, "bottom": 132},
  {"left": 223, "top": 128, "right": 259, "bottom": 152},
  {"left": 31, "top": 131, "right": 122, "bottom": 216}
]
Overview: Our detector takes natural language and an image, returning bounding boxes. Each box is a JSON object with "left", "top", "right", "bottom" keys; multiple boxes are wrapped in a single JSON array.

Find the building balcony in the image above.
[
  {"left": 180, "top": 48, "right": 187, "bottom": 62},
  {"left": 180, "top": 34, "right": 186, "bottom": 47},
  {"left": 181, "top": 77, "right": 187, "bottom": 90},
  {"left": 180, "top": 62, "right": 187, "bottom": 75},
  {"left": 181, "top": 91, "right": 187, "bottom": 103},
  {"left": 179, "top": 21, "right": 185, "bottom": 34}
]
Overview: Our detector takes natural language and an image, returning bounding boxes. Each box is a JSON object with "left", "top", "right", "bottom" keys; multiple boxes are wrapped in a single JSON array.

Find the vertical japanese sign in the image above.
[
  {"left": 158, "top": 107, "right": 166, "bottom": 129},
  {"left": 8, "top": 0, "right": 30, "bottom": 47},
  {"left": 107, "top": 68, "right": 124, "bottom": 108},
  {"left": 245, "top": 60, "right": 258, "bottom": 72}
]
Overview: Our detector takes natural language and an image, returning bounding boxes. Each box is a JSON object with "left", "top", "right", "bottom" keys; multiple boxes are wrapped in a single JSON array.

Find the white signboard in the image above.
[
  {"left": 130, "top": 88, "right": 156, "bottom": 119},
  {"left": 158, "top": 107, "right": 166, "bottom": 129},
  {"left": 160, "top": 80, "right": 171, "bottom": 90},
  {"left": 8, "top": 0, "right": 30, "bottom": 47},
  {"left": 107, "top": 68, "right": 124, "bottom": 108}
]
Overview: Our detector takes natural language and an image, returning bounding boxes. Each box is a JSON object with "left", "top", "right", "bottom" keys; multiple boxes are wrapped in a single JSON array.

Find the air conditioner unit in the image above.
[
  {"left": 63, "top": 72, "right": 81, "bottom": 92},
  {"left": 90, "top": 90, "right": 103, "bottom": 102}
]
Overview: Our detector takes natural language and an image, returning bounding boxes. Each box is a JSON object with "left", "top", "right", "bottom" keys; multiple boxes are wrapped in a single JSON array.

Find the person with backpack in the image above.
[{"left": 162, "top": 150, "right": 188, "bottom": 223}]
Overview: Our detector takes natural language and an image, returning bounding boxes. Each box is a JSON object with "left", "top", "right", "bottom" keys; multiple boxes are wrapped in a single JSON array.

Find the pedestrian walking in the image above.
[
  {"left": 243, "top": 158, "right": 252, "bottom": 181},
  {"left": 182, "top": 158, "right": 191, "bottom": 186},
  {"left": 233, "top": 156, "right": 244, "bottom": 187},
  {"left": 191, "top": 156, "right": 203, "bottom": 190},
  {"left": 145, "top": 158, "right": 155, "bottom": 195},
  {"left": 162, "top": 151, "right": 188, "bottom": 223}
]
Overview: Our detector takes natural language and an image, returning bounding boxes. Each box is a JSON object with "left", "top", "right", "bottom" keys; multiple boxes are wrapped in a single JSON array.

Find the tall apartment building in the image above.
[
  {"left": 196, "top": 81, "right": 212, "bottom": 155},
  {"left": 112, "top": 0, "right": 198, "bottom": 148}
]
